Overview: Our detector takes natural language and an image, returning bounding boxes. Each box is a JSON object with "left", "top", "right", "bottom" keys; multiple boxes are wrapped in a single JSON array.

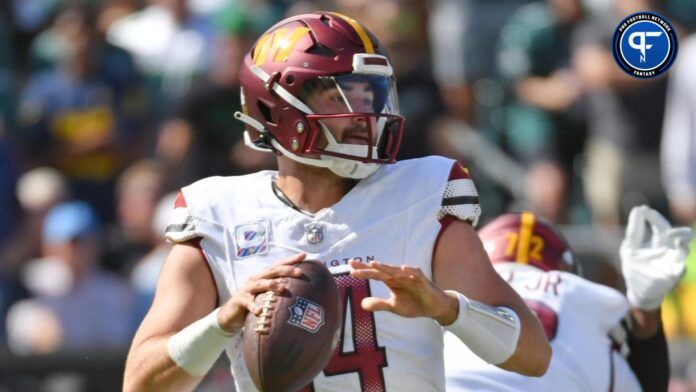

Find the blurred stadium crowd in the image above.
[{"left": 0, "top": 0, "right": 696, "bottom": 390}]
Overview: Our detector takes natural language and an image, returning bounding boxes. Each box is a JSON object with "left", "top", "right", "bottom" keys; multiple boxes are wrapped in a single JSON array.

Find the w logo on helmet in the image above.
[{"left": 253, "top": 27, "right": 310, "bottom": 65}]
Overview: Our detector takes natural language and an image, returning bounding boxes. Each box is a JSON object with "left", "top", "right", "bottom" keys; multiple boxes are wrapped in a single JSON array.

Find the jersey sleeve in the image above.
[
  {"left": 438, "top": 162, "right": 481, "bottom": 226},
  {"left": 164, "top": 192, "right": 202, "bottom": 243}
]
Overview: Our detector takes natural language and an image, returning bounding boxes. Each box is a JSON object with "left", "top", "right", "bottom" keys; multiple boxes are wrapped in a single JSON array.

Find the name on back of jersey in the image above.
[{"left": 499, "top": 269, "right": 563, "bottom": 297}]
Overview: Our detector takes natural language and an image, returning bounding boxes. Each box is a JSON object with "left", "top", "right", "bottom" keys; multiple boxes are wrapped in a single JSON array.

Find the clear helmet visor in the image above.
[
  {"left": 301, "top": 74, "right": 400, "bottom": 115},
  {"left": 299, "top": 74, "right": 404, "bottom": 163}
]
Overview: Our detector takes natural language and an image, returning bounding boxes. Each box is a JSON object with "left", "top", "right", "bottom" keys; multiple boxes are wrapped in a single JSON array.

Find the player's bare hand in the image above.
[
  {"left": 217, "top": 253, "right": 307, "bottom": 332},
  {"left": 349, "top": 260, "right": 458, "bottom": 324}
]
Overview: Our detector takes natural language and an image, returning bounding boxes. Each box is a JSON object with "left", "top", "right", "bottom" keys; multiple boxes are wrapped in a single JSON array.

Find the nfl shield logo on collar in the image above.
[
  {"left": 287, "top": 297, "right": 325, "bottom": 333},
  {"left": 234, "top": 221, "right": 270, "bottom": 258},
  {"left": 305, "top": 223, "right": 324, "bottom": 245}
]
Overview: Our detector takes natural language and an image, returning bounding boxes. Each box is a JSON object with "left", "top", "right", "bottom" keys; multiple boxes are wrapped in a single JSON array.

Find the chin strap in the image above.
[
  {"left": 271, "top": 135, "right": 379, "bottom": 179},
  {"left": 235, "top": 111, "right": 274, "bottom": 152},
  {"left": 328, "top": 158, "right": 379, "bottom": 179}
]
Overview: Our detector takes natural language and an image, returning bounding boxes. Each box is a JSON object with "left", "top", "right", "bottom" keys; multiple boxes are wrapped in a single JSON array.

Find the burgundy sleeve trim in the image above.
[
  {"left": 174, "top": 191, "right": 187, "bottom": 208},
  {"left": 448, "top": 162, "right": 471, "bottom": 181}
]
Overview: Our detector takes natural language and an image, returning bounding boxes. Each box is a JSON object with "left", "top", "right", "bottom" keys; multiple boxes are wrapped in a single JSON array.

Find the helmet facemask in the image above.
[{"left": 298, "top": 74, "right": 403, "bottom": 178}]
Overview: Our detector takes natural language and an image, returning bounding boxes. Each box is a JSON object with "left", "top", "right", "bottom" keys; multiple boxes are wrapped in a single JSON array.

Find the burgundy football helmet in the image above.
[
  {"left": 478, "top": 212, "right": 578, "bottom": 273},
  {"left": 235, "top": 12, "right": 404, "bottom": 179}
]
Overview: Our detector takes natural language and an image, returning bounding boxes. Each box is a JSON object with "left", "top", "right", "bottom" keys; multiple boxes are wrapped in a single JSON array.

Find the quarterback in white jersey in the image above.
[
  {"left": 445, "top": 209, "right": 692, "bottom": 392},
  {"left": 123, "top": 11, "right": 552, "bottom": 392},
  {"left": 168, "top": 156, "right": 483, "bottom": 391}
]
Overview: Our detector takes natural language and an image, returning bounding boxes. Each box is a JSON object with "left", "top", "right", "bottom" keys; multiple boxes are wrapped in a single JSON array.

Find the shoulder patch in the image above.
[{"left": 234, "top": 221, "right": 270, "bottom": 258}]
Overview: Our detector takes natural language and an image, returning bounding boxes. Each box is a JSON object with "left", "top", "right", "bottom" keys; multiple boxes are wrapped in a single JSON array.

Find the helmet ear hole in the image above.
[{"left": 257, "top": 100, "right": 276, "bottom": 125}]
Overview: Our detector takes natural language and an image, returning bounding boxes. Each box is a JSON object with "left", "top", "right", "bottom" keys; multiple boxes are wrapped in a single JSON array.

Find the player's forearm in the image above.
[
  {"left": 440, "top": 290, "right": 550, "bottom": 377},
  {"left": 125, "top": 307, "right": 238, "bottom": 391},
  {"left": 497, "top": 304, "right": 551, "bottom": 377},
  {"left": 629, "top": 307, "right": 661, "bottom": 339},
  {"left": 123, "top": 337, "right": 202, "bottom": 392},
  {"left": 626, "top": 311, "right": 669, "bottom": 392}
]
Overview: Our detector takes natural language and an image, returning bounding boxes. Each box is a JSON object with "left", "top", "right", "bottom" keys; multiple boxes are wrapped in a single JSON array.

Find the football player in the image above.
[
  {"left": 445, "top": 206, "right": 692, "bottom": 392},
  {"left": 123, "top": 12, "right": 551, "bottom": 392}
]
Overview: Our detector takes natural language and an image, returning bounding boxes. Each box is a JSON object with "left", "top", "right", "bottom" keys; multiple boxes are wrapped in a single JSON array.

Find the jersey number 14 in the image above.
[{"left": 302, "top": 273, "right": 388, "bottom": 392}]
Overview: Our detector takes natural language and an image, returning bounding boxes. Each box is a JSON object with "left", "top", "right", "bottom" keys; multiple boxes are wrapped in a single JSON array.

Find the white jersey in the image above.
[
  {"left": 444, "top": 263, "right": 642, "bottom": 392},
  {"left": 166, "top": 156, "right": 481, "bottom": 392}
]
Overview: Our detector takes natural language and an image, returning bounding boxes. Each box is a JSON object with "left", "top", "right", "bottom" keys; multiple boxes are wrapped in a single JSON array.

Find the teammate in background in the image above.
[
  {"left": 123, "top": 12, "right": 550, "bottom": 392},
  {"left": 445, "top": 206, "right": 692, "bottom": 392}
]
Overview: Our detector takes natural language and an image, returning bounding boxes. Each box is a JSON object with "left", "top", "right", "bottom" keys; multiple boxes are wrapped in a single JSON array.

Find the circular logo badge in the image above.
[{"left": 612, "top": 12, "right": 678, "bottom": 78}]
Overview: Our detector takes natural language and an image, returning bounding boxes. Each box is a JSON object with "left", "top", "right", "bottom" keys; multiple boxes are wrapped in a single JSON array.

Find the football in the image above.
[{"left": 243, "top": 259, "right": 342, "bottom": 392}]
